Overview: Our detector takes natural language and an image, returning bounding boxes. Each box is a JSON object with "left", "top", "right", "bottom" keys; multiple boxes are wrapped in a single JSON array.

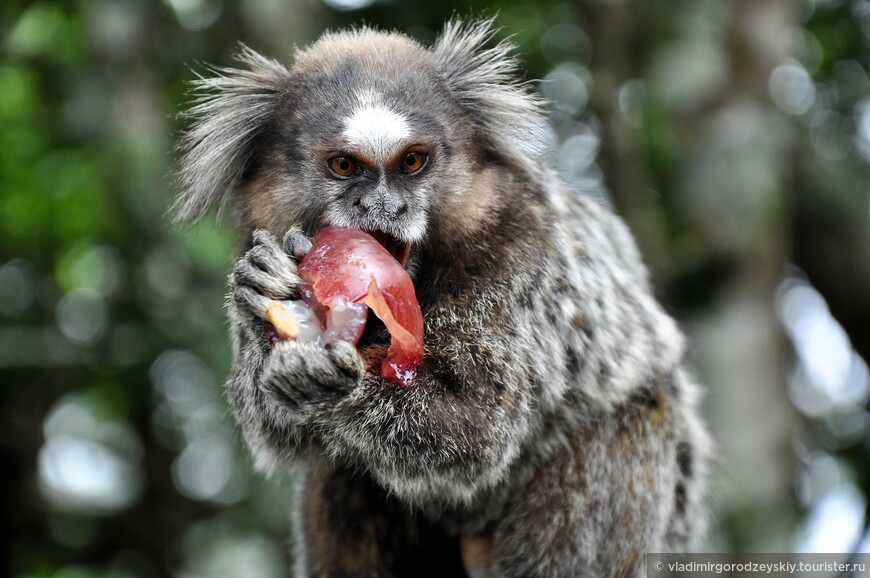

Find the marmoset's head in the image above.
[{"left": 175, "top": 19, "right": 551, "bottom": 252}]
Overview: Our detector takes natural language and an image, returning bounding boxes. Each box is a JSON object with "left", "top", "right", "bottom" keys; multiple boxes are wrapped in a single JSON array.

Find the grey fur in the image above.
[
  {"left": 176, "top": 19, "right": 709, "bottom": 577},
  {"left": 174, "top": 46, "right": 291, "bottom": 223},
  {"left": 431, "top": 19, "right": 553, "bottom": 175}
]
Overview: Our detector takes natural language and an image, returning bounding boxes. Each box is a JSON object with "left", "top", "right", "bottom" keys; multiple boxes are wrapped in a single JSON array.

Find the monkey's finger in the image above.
[
  {"left": 282, "top": 227, "right": 312, "bottom": 260},
  {"left": 302, "top": 346, "right": 359, "bottom": 392},
  {"left": 252, "top": 229, "right": 280, "bottom": 249},
  {"left": 261, "top": 343, "right": 356, "bottom": 409},
  {"left": 232, "top": 285, "right": 273, "bottom": 321},
  {"left": 249, "top": 229, "right": 295, "bottom": 273},
  {"left": 232, "top": 258, "right": 300, "bottom": 300},
  {"left": 246, "top": 242, "right": 295, "bottom": 277},
  {"left": 325, "top": 340, "right": 363, "bottom": 380},
  {"left": 259, "top": 346, "right": 309, "bottom": 410}
]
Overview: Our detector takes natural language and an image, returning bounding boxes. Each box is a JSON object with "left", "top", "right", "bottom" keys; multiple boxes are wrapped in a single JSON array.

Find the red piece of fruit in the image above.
[{"left": 297, "top": 226, "right": 424, "bottom": 385}]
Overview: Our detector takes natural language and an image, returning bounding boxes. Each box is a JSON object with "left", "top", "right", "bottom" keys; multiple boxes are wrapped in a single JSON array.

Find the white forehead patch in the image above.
[{"left": 342, "top": 105, "right": 410, "bottom": 161}]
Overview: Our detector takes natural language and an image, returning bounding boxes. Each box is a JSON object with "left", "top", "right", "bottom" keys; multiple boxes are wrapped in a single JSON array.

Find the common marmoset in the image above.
[{"left": 175, "top": 19, "right": 709, "bottom": 577}]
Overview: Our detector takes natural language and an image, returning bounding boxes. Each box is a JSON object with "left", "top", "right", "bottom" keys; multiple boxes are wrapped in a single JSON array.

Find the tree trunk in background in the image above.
[{"left": 576, "top": 0, "right": 800, "bottom": 550}]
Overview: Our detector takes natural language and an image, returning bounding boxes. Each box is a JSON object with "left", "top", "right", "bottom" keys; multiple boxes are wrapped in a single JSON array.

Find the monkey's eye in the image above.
[
  {"left": 400, "top": 151, "right": 428, "bottom": 175},
  {"left": 327, "top": 156, "right": 358, "bottom": 179}
]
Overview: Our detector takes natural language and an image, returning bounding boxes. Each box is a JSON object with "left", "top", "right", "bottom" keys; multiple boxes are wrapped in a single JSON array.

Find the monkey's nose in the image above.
[{"left": 358, "top": 191, "right": 407, "bottom": 218}]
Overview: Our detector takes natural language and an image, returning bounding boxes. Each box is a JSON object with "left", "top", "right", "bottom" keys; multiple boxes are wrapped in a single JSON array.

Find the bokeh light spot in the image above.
[
  {"left": 769, "top": 62, "right": 815, "bottom": 115},
  {"left": 56, "top": 288, "right": 109, "bottom": 346}
]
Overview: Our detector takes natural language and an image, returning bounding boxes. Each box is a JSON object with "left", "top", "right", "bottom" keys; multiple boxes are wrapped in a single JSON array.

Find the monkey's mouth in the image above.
[
  {"left": 368, "top": 230, "right": 411, "bottom": 269},
  {"left": 354, "top": 229, "right": 413, "bottom": 350}
]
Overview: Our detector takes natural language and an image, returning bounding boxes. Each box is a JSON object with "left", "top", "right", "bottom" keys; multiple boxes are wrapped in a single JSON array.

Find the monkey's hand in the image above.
[
  {"left": 260, "top": 339, "right": 362, "bottom": 410},
  {"left": 229, "top": 228, "right": 310, "bottom": 342},
  {"left": 228, "top": 229, "right": 362, "bottom": 428}
]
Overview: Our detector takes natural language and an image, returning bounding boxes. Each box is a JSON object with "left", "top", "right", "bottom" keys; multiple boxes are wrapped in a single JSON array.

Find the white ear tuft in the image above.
[
  {"left": 173, "top": 45, "right": 291, "bottom": 224},
  {"left": 432, "top": 19, "right": 552, "bottom": 174}
]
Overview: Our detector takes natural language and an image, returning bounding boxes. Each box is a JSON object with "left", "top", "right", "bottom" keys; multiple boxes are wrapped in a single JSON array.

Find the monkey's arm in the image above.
[
  {"left": 224, "top": 229, "right": 362, "bottom": 471},
  {"left": 224, "top": 326, "right": 313, "bottom": 470}
]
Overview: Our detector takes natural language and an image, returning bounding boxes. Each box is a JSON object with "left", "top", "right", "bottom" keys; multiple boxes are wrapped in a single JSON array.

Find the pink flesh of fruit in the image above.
[{"left": 296, "top": 226, "right": 424, "bottom": 385}]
